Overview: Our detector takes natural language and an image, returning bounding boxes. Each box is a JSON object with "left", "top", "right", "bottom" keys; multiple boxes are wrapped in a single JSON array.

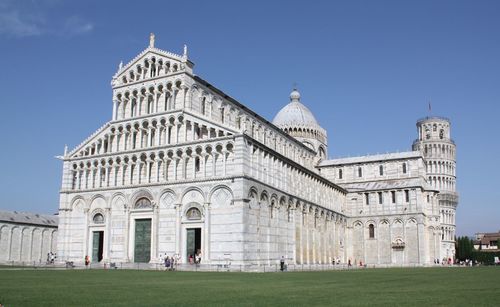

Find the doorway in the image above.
[
  {"left": 134, "top": 219, "right": 151, "bottom": 263},
  {"left": 186, "top": 228, "right": 201, "bottom": 261},
  {"left": 92, "top": 231, "right": 104, "bottom": 262}
]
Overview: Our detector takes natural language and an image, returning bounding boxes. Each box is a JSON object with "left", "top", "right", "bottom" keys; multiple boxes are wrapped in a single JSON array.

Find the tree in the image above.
[{"left": 455, "top": 236, "right": 474, "bottom": 261}]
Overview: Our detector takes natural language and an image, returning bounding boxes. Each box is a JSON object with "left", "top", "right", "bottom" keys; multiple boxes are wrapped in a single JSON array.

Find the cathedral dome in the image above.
[
  {"left": 272, "top": 89, "right": 328, "bottom": 158},
  {"left": 272, "top": 89, "right": 320, "bottom": 129}
]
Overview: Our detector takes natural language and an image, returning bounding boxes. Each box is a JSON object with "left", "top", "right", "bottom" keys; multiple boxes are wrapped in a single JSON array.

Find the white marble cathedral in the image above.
[{"left": 57, "top": 35, "right": 458, "bottom": 267}]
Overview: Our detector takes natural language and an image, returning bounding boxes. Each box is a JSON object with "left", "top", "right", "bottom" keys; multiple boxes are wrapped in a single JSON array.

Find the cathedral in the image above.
[{"left": 56, "top": 35, "right": 458, "bottom": 268}]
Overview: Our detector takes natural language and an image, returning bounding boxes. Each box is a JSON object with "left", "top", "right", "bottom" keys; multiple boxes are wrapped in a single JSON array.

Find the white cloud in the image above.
[
  {"left": 0, "top": 10, "right": 44, "bottom": 37},
  {"left": 0, "top": 2, "right": 93, "bottom": 38},
  {"left": 60, "top": 15, "right": 93, "bottom": 37}
]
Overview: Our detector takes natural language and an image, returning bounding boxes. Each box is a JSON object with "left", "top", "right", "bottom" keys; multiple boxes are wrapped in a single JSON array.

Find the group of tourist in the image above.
[
  {"left": 346, "top": 259, "right": 364, "bottom": 267},
  {"left": 188, "top": 251, "right": 202, "bottom": 265},
  {"left": 433, "top": 257, "right": 455, "bottom": 265},
  {"left": 280, "top": 256, "right": 287, "bottom": 271},
  {"left": 331, "top": 258, "right": 342, "bottom": 265},
  {"left": 46, "top": 252, "right": 56, "bottom": 264},
  {"left": 457, "top": 259, "right": 477, "bottom": 266},
  {"left": 163, "top": 254, "right": 180, "bottom": 270}
]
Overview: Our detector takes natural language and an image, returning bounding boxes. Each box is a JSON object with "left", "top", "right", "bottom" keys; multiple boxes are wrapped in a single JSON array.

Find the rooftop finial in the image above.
[
  {"left": 290, "top": 87, "right": 301, "bottom": 102},
  {"left": 64, "top": 144, "right": 68, "bottom": 156},
  {"left": 118, "top": 61, "right": 123, "bottom": 70},
  {"left": 293, "top": 82, "right": 298, "bottom": 91},
  {"left": 183, "top": 44, "right": 188, "bottom": 58},
  {"left": 149, "top": 33, "right": 155, "bottom": 48}
]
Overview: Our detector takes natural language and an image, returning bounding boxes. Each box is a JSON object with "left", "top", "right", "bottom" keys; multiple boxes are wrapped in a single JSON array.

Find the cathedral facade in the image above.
[{"left": 57, "top": 35, "right": 458, "bottom": 267}]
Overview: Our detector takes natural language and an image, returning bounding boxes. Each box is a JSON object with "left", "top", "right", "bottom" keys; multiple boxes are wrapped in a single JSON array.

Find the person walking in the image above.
[
  {"left": 164, "top": 256, "right": 171, "bottom": 271},
  {"left": 280, "top": 256, "right": 285, "bottom": 272}
]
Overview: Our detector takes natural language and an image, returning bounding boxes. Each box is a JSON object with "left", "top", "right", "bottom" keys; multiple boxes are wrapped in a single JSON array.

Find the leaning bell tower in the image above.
[{"left": 412, "top": 116, "right": 458, "bottom": 261}]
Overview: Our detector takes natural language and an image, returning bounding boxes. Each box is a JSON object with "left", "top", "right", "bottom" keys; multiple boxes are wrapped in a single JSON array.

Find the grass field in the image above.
[{"left": 0, "top": 267, "right": 499, "bottom": 306}]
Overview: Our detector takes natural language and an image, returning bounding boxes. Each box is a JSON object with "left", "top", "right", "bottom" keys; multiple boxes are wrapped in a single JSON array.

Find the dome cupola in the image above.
[
  {"left": 272, "top": 89, "right": 320, "bottom": 129},
  {"left": 272, "top": 89, "right": 328, "bottom": 160}
]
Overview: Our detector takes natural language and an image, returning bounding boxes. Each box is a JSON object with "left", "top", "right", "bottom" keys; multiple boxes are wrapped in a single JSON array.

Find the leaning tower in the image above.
[{"left": 412, "top": 116, "right": 458, "bottom": 261}]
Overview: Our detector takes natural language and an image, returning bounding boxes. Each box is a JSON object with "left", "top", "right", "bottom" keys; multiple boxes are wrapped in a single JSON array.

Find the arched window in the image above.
[
  {"left": 236, "top": 116, "right": 241, "bottom": 129},
  {"left": 147, "top": 97, "right": 153, "bottom": 114},
  {"left": 186, "top": 207, "right": 202, "bottom": 220},
  {"left": 319, "top": 147, "right": 326, "bottom": 159},
  {"left": 93, "top": 213, "right": 104, "bottom": 224},
  {"left": 439, "top": 129, "right": 444, "bottom": 139},
  {"left": 379, "top": 165, "right": 384, "bottom": 176},
  {"left": 338, "top": 169, "right": 343, "bottom": 179},
  {"left": 378, "top": 192, "right": 383, "bottom": 204},
  {"left": 195, "top": 157, "right": 200, "bottom": 172},
  {"left": 433, "top": 124, "right": 437, "bottom": 131},
  {"left": 135, "top": 197, "right": 152, "bottom": 209},
  {"left": 369, "top": 224, "right": 375, "bottom": 238},
  {"left": 402, "top": 162, "right": 407, "bottom": 174},
  {"left": 358, "top": 167, "right": 362, "bottom": 178}
]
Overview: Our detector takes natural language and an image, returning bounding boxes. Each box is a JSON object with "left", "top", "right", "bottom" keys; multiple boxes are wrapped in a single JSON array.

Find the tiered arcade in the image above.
[{"left": 413, "top": 116, "right": 458, "bottom": 260}]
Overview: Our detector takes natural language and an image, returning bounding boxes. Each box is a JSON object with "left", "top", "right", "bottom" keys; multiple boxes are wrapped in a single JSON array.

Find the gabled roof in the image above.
[
  {"left": 320, "top": 151, "right": 422, "bottom": 166},
  {"left": 113, "top": 46, "right": 189, "bottom": 79},
  {"left": 0, "top": 209, "right": 58, "bottom": 227}
]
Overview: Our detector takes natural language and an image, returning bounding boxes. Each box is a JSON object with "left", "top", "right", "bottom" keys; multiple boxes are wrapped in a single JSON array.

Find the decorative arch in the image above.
[
  {"left": 279, "top": 196, "right": 287, "bottom": 207},
  {"left": 270, "top": 193, "right": 279, "bottom": 208},
  {"left": 260, "top": 190, "right": 269, "bottom": 204},
  {"left": 90, "top": 195, "right": 107, "bottom": 211},
  {"left": 134, "top": 198, "right": 152, "bottom": 209},
  {"left": 247, "top": 186, "right": 258, "bottom": 199},
  {"left": 70, "top": 195, "right": 87, "bottom": 209},
  {"left": 406, "top": 217, "right": 418, "bottom": 225},
  {"left": 210, "top": 186, "right": 233, "bottom": 209},
  {"left": 380, "top": 219, "right": 390, "bottom": 225},
  {"left": 353, "top": 220, "right": 363, "bottom": 228},
  {"left": 111, "top": 193, "right": 127, "bottom": 212},
  {"left": 393, "top": 219, "right": 404, "bottom": 226},
  {"left": 130, "top": 189, "right": 154, "bottom": 205},
  {"left": 91, "top": 209, "right": 105, "bottom": 224},
  {"left": 159, "top": 189, "right": 177, "bottom": 208},
  {"left": 181, "top": 187, "right": 205, "bottom": 205},
  {"left": 184, "top": 205, "right": 203, "bottom": 220},
  {"left": 71, "top": 197, "right": 87, "bottom": 211},
  {"left": 182, "top": 202, "right": 205, "bottom": 220}
]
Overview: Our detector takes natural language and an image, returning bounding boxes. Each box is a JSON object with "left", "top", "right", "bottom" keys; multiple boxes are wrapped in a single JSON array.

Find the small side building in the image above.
[
  {"left": 0, "top": 210, "right": 58, "bottom": 264},
  {"left": 474, "top": 232, "right": 500, "bottom": 251}
]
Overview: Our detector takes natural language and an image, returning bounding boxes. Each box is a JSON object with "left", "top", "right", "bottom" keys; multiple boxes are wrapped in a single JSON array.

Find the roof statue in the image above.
[
  {"left": 183, "top": 44, "right": 188, "bottom": 58},
  {"left": 149, "top": 32, "right": 155, "bottom": 48}
]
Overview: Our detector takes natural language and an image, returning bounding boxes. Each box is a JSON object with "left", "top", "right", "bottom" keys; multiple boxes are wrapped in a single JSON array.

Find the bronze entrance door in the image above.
[
  {"left": 134, "top": 219, "right": 151, "bottom": 263},
  {"left": 92, "top": 231, "right": 104, "bottom": 262},
  {"left": 186, "top": 228, "right": 201, "bottom": 261}
]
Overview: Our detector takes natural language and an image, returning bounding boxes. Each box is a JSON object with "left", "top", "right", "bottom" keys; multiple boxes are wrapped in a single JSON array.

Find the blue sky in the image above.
[{"left": 0, "top": 0, "right": 499, "bottom": 236}]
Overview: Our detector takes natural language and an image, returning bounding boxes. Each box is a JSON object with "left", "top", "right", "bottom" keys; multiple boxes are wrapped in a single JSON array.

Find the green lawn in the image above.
[{"left": 0, "top": 267, "right": 499, "bottom": 306}]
